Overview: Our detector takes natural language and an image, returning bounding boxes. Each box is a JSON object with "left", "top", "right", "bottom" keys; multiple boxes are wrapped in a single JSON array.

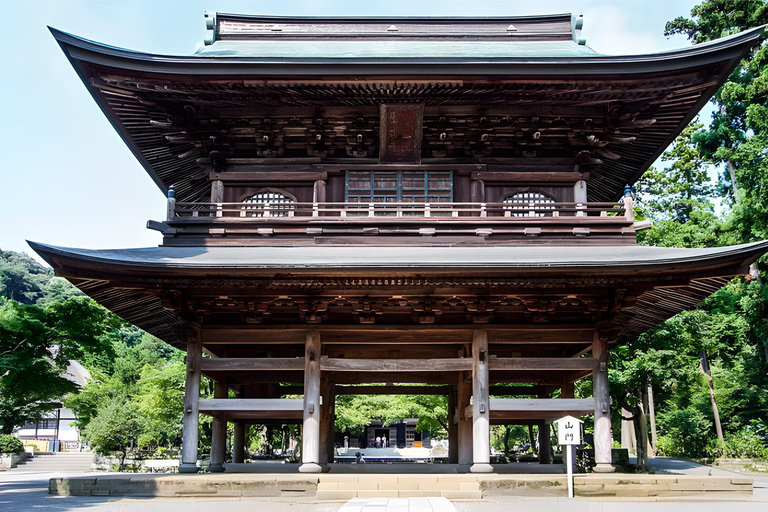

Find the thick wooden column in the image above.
[
  {"left": 328, "top": 383, "right": 336, "bottom": 463},
  {"left": 457, "top": 371, "right": 473, "bottom": 465},
  {"left": 592, "top": 330, "right": 615, "bottom": 472},
  {"left": 209, "top": 379, "right": 228, "bottom": 472},
  {"left": 537, "top": 422, "right": 552, "bottom": 464},
  {"left": 470, "top": 329, "right": 492, "bottom": 473},
  {"left": 448, "top": 385, "right": 458, "bottom": 463},
  {"left": 300, "top": 330, "right": 323, "bottom": 473},
  {"left": 180, "top": 325, "right": 202, "bottom": 473},
  {"left": 232, "top": 421, "right": 246, "bottom": 464},
  {"left": 319, "top": 375, "right": 334, "bottom": 465}
]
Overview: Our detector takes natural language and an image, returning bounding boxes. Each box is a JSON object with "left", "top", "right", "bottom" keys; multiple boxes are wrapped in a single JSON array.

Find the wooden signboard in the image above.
[{"left": 379, "top": 103, "right": 424, "bottom": 163}]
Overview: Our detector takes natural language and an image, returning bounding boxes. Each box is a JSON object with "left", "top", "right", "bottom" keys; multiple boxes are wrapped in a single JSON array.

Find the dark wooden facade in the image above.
[{"left": 34, "top": 14, "right": 768, "bottom": 474}]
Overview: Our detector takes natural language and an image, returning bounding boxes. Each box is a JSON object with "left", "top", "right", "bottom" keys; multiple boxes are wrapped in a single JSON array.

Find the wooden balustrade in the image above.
[{"left": 172, "top": 201, "right": 628, "bottom": 220}]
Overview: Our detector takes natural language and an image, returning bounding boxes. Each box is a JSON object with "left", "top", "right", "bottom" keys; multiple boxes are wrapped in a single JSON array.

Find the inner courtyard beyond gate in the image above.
[{"left": 33, "top": 12, "right": 768, "bottom": 478}]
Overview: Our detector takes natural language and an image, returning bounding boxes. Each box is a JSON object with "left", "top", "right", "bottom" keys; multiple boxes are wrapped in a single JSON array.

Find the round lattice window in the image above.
[
  {"left": 503, "top": 193, "right": 555, "bottom": 217},
  {"left": 242, "top": 191, "right": 294, "bottom": 217}
]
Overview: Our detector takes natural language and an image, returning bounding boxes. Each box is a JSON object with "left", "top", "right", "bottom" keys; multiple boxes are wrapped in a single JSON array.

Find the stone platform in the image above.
[{"left": 49, "top": 467, "right": 753, "bottom": 500}]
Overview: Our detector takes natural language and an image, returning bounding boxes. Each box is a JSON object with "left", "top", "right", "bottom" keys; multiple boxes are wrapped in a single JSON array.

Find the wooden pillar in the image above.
[
  {"left": 328, "top": 383, "right": 336, "bottom": 463},
  {"left": 211, "top": 180, "right": 224, "bottom": 203},
  {"left": 457, "top": 371, "right": 473, "bottom": 465},
  {"left": 470, "top": 179, "right": 485, "bottom": 203},
  {"left": 470, "top": 329, "right": 492, "bottom": 473},
  {"left": 561, "top": 380, "right": 575, "bottom": 399},
  {"left": 300, "top": 330, "right": 323, "bottom": 473},
  {"left": 233, "top": 421, "right": 245, "bottom": 464},
  {"left": 537, "top": 422, "right": 552, "bottom": 464},
  {"left": 313, "top": 180, "right": 327, "bottom": 204},
  {"left": 448, "top": 385, "right": 458, "bottom": 464},
  {"left": 319, "top": 375, "right": 333, "bottom": 465},
  {"left": 209, "top": 379, "right": 227, "bottom": 472},
  {"left": 574, "top": 179, "right": 587, "bottom": 217},
  {"left": 180, "top": 325, "right": 202, "bottom": 473},
  {"left": 592, "top": 330, "right": 615, "bottom": 472}
]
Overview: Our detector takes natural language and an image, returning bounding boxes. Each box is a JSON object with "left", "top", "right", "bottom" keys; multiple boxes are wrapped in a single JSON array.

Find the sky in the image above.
[{"left": 0, "top": 0, "right": 708, "bottom": 263}]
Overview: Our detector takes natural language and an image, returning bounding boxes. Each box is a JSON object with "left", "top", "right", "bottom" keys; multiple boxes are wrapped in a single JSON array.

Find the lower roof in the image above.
[{"left": 28, "top": 240, "right": 768, "bottom": 275}]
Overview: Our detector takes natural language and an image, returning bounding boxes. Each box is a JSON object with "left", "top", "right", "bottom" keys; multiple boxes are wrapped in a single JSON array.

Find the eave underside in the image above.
[
  {"left": 30, "top": 241, "right": 768, "bottom": 352},
  {"left": 51, "top": 26, "right": 762, "bottom": 203}
]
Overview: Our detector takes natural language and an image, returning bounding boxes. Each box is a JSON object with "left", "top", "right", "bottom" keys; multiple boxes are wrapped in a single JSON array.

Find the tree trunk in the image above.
[
  {"left": 632, "top": 401, "right": 649, "bottom": 470},
  {"left": 726, "top": 160, "right": 740, "bottom": 200},
  {"left": 528, "top": 424, "right": 536, "bottom": 455},
  {"left": 647, "top": 383, "right": 658, "bottom": 456},
  {"left": 699, "top": 350, "right": 724, "bottom": 444},
  {"left": 503, "top": 426, "right": 511, "bottom": 456}
]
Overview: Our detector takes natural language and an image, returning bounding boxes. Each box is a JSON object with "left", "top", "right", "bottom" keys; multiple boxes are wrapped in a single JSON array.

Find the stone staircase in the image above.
[
  {"left": 316, "top": 475, "right": 481, "bottom": 501},
  {"left": 12, "top": 452, "right": 94, "bottom": 473}
]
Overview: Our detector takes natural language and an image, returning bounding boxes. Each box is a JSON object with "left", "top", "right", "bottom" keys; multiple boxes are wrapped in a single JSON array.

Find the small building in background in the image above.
[{"left": 13, "top": 361, "right": 89, "bottom": 452}]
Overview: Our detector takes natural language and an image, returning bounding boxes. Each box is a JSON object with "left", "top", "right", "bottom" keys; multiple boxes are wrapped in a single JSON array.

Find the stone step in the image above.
[
  {"left": 316, "top": 475, "right": 481, "bottom": 500},
  {"left": 12, "top": 453, "right": 94, "bottom": 473}
]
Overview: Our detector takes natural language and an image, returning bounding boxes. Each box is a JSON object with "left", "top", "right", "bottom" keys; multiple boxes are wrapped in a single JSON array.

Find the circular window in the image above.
[
  {"left": 242, "top": 191, "right": 295, "bottom": 217},
  {"left": 503, "top": 193, "right": 555, "bottom": 217}
]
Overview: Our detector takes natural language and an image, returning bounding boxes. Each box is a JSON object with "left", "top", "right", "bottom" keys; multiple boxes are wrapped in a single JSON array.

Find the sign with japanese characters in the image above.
[{"left": 556, "top": 415, "right": 583, "bottom": 446}]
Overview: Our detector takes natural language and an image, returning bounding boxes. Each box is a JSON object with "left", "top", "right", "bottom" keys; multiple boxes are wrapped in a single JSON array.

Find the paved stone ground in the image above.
[{"left": 2, "top": 458, "right": 767, "bottom": 512}]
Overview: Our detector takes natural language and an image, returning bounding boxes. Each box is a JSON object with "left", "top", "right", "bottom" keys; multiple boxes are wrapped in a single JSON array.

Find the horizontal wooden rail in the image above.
[
  {"left": 198, "top": 398, "right": 304, "bottom": 412},
  {"left": 320, "top": 357, "right": 472, "bottom": 372},
  {"left": 465, "top": 398, "right": 595, "bottom": 420},
  {"left": 489, "top": 357, "right": 595, "bottom": 371},
  {"left": 201, "top": 358, "right": 304, "bottom": 372},
  {"left": 335, "top": 385, "right": 451, "bottom": 395},
  {"left": 173, "top": 201, "right": 627, "bottom": 220}
]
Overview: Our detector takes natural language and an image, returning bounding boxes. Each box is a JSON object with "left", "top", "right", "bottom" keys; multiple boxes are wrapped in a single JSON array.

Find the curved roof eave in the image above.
[
  {"left": 49, "top": 25, "right": 765, "bottom": 76},
  {"left": 27, "top": 240, "right": 768, "bottom": 277}
]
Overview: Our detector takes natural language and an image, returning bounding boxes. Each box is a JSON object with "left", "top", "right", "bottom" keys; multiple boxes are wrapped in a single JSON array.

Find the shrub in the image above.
[
  {"left": 723, "top": 426, "right": 768, "bottom": 459},
  {"left": 0, "top": 435, "right": 24, "bottom": 454},
  {"left": 657, "top": 408, "right": 712, "bottom": 458}
]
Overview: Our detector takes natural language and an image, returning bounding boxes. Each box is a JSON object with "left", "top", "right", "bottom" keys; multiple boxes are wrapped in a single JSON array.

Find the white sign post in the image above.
[{"left": 556, "top": 415, "right": 583, "bottom": 498}]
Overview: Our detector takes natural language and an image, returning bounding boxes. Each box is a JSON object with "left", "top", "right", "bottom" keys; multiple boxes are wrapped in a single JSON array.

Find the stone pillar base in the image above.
[
  {"left": 178, "top": 463, "right": 199, "bottom": 473},
  {"left": 298, "top": 462, "right": 323, "bottom": 473},
  {"left": 470, "top": 463, "right": 493, "bottom": 473},
  {"left": 593, "top": 463, "right": 615, "bottom": 473},
  {"left": 209, "top": 463, "right": 225, "bottom": 473}
]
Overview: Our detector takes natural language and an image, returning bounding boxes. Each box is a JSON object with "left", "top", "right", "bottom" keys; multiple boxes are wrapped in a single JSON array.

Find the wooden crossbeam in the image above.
[
  {"left": 489, "top": 357, "right": 594, "bottom": 371},
  {"left": 320, "top": 357, "right": 472, "bottom": 372},
  {"left": 465, "top": 398, "right": 595, "bottom": 420},
  {"left": 198, "top": 398, "right": 304, "bottom": 412},
  {"left": 334, "top": 385, "right": 451, "bottom": 395},
  {"left": 201, "top": 358, "right": 305, "bottom": 371}
]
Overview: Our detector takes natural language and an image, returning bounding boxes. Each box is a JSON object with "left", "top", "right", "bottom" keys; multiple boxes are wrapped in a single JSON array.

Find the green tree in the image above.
[
  {"left": 84, "top": 397, "right": 141, "bottom": 471},
  {"left": 0, "top": 297, "right": 119, "bottom": 433}
]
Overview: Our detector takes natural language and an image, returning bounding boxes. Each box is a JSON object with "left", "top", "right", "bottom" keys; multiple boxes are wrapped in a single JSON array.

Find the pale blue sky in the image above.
[{"left": 1, "top": 0, "right": 705, "bottom": 262}]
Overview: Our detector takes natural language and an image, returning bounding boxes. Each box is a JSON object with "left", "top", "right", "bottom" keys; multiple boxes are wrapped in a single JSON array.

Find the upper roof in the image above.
[{"left": 49, "top": 16, "right": 765, "bottom": 203}]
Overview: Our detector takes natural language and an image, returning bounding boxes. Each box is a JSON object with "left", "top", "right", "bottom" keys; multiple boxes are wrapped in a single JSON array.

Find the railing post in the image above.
[
  {"left": 368, "top": 203, "right": 375, "bottom": 218},
  {"left": 480, "top": 203, "right": 487, "bottom": 218},
  {"left": 424, "top": 203, "right": 431, "bottom": 218},
  {"left": 167, "top": 185, "right": 176, "bottom": 221},
  {"left": 575, "top": 179, "right": 588, "bottom": 217},
  {"left": 313, "top": 203, "right": 319, "bottom": 218},
  {"left": 623, "top": 185, "right": 635, "bottom": 222}
]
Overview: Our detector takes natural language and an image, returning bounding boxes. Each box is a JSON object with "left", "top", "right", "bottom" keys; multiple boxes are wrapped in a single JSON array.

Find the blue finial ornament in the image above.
[
  {"left": 168, "top": 185, "right": 176, "bottom": 199},
  {"left": 624, "top": 184, "right": 633, "bottom": 197}
]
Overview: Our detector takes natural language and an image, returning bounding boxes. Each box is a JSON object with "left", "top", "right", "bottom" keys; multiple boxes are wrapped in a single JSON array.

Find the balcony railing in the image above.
[{"left": 171, "top": 201, "right": 630, "bottom": 220}]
